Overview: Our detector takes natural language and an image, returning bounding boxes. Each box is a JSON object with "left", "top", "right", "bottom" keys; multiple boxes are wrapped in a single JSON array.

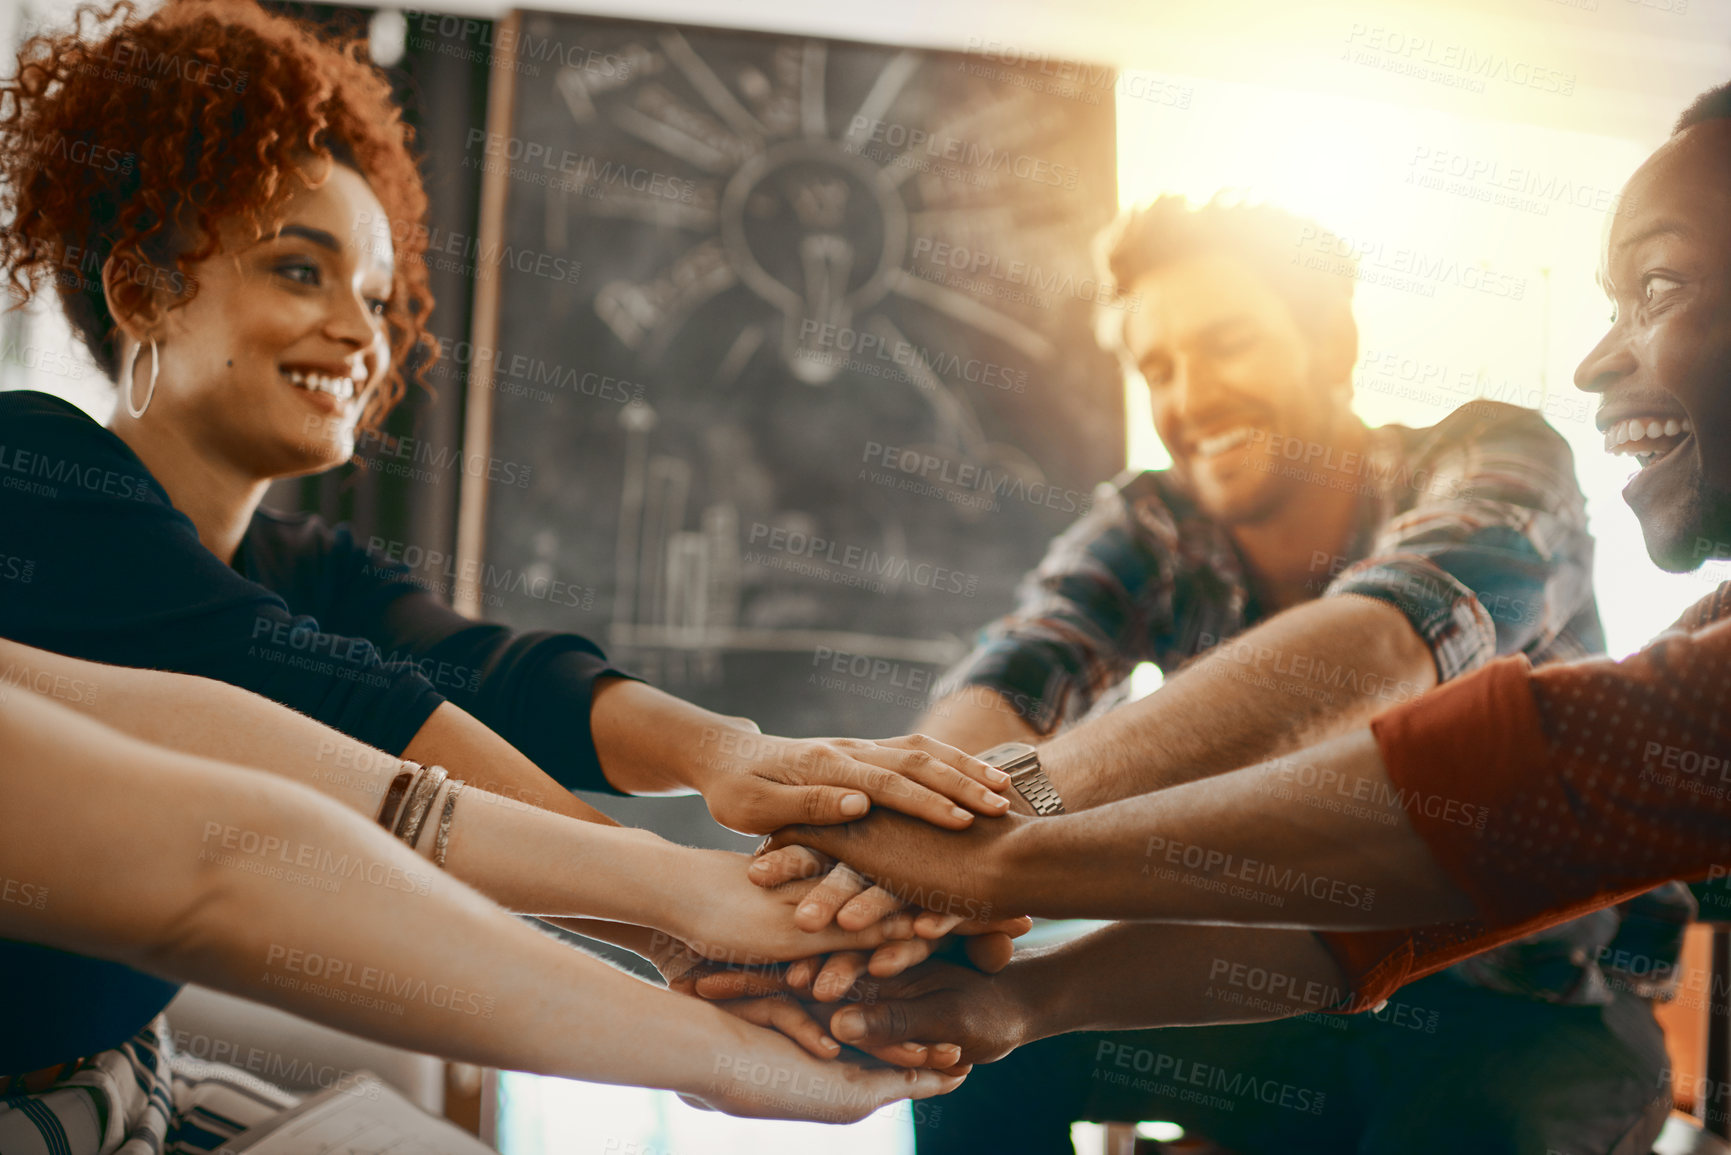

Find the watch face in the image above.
[{"left": 981, "top": 741, "right": 1037, "bottom": 766}]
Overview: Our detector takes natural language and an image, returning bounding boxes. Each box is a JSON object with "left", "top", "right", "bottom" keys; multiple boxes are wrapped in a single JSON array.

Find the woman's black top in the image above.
[{"left": 0, "top": 389, "right": 633, "bottom": 1069}]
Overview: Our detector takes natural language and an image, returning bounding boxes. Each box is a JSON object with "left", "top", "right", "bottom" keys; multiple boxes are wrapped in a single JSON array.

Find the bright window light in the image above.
[
  {"left": 1069, "top": 1121, "right": 1107, "bottom": 1155},
  {"left": 497, "top": 1073, "right": 916, "bottom": 1155},
  {"left": 1137, "top": 1120, "right": 1186, "bottom": 1142},
  {"left": 1116, "top": 71, "right": 1707, "bottom": 656}
]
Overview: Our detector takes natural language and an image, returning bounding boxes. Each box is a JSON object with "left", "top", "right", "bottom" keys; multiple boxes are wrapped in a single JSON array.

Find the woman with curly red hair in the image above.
[
  {"left": 0, "top": 0, "right": 1012, "bottom": 1143},
  {"left": 0, "top": 0, "right": 1008, "bottom": 840},
  {"left": 0, "top": 0, "right": 1018, "bottom": 843}
]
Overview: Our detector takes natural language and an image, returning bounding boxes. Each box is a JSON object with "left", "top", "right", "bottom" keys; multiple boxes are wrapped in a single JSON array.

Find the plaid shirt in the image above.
[{"left": 945, "top": 400, "right": 1693, "bottom": 1006}]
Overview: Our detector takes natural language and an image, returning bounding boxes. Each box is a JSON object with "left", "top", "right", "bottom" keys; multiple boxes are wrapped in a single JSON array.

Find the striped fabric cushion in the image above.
[{"left": 0, "top": 1017, "right": 297, "bottom": 1155}]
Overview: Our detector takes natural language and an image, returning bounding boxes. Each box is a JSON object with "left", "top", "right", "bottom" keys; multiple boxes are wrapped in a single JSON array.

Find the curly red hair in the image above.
[{"left": 0, "top": 0, "right": 435, "bottom": 431}]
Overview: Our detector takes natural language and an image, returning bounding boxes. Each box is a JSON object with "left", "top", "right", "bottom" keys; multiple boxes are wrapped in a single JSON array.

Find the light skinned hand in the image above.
[
  {"left": 750, "top": 851, "right": 993, "bottom": 936},
  {"left": 671, "top": 848, "right": 924, "bottom": 964},
  {"left": 749, "top": 845, "right": 1026, "bottom": 939},
  {"left": 762, "top": 807, "right": 1030, "bottom": 923},
  {"left": 685, "top": 1019, "right": 971, "bottom": 1121},
  {"left": 697, "top": 730, "right": 1014, "bottom": 834}
]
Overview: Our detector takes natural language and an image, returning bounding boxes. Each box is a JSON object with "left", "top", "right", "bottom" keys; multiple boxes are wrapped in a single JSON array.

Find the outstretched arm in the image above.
[
  {"left": 1035, "top": 596, "right": 1433, "bottom": 808},
  {"left": 804, "top": 921, "right": 1349, "bottom": 1067},
  {"left": 590, "top": 677, "right": 1012, "bottom": 834},
  {"left": 320, "top": 522, "right": 1011, "bottom": 835},
  {"left": 770, "top": 728, "right": 1473, "bottom": 929},
  {"left": 916, "top": 589, "right": 1434, "bottom": 811},
  {"left": 0, "top": 639, "right": 925, "bottom": 965},
  {"left": 923, "top": 407, "right": 1593, "bottom": 812},
  {"left": 781, "top": 614, "right": 1731, "bottom": 1019},
  {"left": 0, "top": 690, "right": 964, "bottom": 1121},
  {"left": 805, "top": 412, "right": 1590, "bottom": 934}
]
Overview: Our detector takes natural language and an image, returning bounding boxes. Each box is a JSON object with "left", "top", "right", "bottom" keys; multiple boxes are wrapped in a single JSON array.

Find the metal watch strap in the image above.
[
  {"left": 978, "top": 741, "right": 1067, "bottom": 816},
  {"left": 1012, "top": 766, "right": 1066, "bottom": 816}
]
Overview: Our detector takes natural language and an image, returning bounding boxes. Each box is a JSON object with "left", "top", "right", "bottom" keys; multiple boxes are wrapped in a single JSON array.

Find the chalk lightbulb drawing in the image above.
[{"left": 537, "top": 29, "right": 1085, "bottom": 677}]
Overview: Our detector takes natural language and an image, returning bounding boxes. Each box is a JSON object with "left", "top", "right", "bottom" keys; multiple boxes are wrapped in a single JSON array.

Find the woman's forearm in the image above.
[
  {"left": 0, "top": 693, "right": 960, "bottom": 1117},
  {"left": 589, "top": 676, "right": 1016, "bottom": 838},
  {"left": 0, "top": 640, "right": 696, "bottom": 932},
  {"left": 403, "top": 701, "right": 616, "bottom": 824},
  {"left": 0, "top": 637, "right": 615, "bottom": 825},
  {"left": 0, "top": 641, "right": 915, "bottom": 961},
  {"left": 0, "top": 692, "right": 724, "bottom": 1088},
  {"left": 590, "top": 676, "right": 755, "bottom": 794}
]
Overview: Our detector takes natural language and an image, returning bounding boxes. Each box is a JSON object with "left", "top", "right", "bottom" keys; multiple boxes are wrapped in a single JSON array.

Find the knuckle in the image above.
[
  {"left": 738, "top": 777, "right": 776, "bottom": 810},
  {"left": 863, "top": 767, "right": 903, "bottom": 796},
  {"left": 801, "top": 790, "right": 835, "bottom": 824},
  {"left": 834, "top": 863, "right": 869, "bottom": 889},
  {"left": 785, "top": 847, "right": 825, "bottom": 879},
  {"left": 897, "top": 749, "right": 932, "bottom": 773}
]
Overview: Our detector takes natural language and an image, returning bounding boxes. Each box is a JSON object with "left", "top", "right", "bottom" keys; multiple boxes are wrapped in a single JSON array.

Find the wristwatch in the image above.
[{"left": 978, "top": 741, "right": 1066, "bottom": 816}]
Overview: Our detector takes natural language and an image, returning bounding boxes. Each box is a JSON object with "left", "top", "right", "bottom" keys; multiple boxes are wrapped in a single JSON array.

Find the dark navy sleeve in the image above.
[
  {"left": 0, "top": 391, "right": 445, "bottom": 755},
  {"left": 243, "top": 512, "right": 639, "bottom": 795}
]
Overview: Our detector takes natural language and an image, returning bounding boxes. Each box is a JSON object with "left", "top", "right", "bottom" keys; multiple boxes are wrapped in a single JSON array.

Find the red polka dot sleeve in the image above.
[{"left": 1314, "top": 586, "right": 1731, "bottom": 1011}]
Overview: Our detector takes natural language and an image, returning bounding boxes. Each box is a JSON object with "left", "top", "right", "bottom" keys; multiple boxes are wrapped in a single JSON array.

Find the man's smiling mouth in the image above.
[
  {"left": 1192, "top": 427, "right": 1257, "bottom": 459},
  {"left": 1605, "top": 415, "right": 1693, "bottom": 470}
]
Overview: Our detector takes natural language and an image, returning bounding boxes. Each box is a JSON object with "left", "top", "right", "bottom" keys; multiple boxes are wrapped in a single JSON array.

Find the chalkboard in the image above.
[{"left": 474, "top": 13, "right": 1125, "bottom": 738}]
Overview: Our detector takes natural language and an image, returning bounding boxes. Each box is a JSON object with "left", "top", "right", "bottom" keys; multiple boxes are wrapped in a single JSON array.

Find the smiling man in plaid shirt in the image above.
[{"left": 880, "top": 197, "right": 1691, "bottom": 1154}]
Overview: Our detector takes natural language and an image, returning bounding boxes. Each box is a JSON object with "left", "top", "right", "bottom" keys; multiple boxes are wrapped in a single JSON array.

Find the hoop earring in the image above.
[{"left": 122, "top": 337, "right": 158, "bottom": 419}]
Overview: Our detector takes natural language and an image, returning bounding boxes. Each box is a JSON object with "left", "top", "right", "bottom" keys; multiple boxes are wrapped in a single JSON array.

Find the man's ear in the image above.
[{"left": 1311, "top": 306, "right": 1358, "bottom": 401}]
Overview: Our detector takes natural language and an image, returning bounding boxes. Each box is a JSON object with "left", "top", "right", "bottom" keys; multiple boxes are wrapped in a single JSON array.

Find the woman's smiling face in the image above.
[
  {"left": 119, "top": 161, "right": 398, "bottom": 479},
  {"left": 1575, "top": 119, "right": 1731, "bottom": 571}
]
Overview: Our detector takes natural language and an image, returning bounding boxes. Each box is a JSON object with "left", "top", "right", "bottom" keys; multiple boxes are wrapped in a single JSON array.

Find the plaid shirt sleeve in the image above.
[
  {"left": 1326, "top": 403, "right": 1596, "bottom": 684},
  {"left": 935, "top": 474, "right": 1173, "bottom": 734}
]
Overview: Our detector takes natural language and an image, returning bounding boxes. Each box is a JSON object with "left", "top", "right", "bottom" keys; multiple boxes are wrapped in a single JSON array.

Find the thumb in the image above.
[
  {"left": 965, "top": 932, "right": 1015, "bottom": 974},
  {"left": 828, "top": 999, "right": 924, "bottom": 1051},
  {"left": 746, "top": 845, "right": 835, "bottom": 888}
]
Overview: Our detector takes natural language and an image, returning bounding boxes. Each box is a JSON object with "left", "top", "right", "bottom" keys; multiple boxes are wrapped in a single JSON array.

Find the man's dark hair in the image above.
[
  {"left": 1098, "top": 195, "right": 1357, "bottom": 347},
  {"left": 1676, "top": 81, "right": 1731, "bottom": 133}
]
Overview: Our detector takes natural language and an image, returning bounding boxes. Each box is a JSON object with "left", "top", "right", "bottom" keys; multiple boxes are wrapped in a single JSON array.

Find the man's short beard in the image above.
[{"left": 1207, "top": 475, "right": 1293, "bottom": 528}]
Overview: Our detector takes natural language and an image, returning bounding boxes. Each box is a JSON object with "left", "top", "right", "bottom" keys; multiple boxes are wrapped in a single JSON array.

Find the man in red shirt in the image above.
[{"left": 748, "top": 80, "right": 1731, "bottom": 1146}]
